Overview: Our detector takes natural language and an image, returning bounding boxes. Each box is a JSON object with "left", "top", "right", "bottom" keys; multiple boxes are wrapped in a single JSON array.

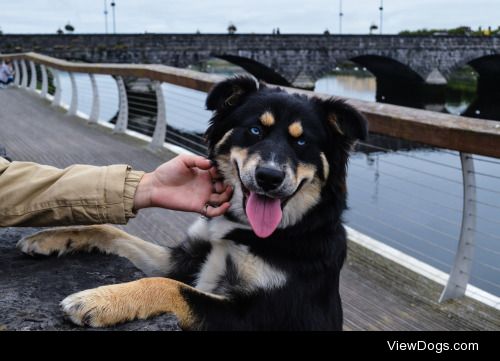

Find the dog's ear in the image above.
[
  {"left": 206, "top": 76, "right": 259, "bottom": 112},
  {"left": 314, "top": 97, "right": 368, "bottom": 141}
]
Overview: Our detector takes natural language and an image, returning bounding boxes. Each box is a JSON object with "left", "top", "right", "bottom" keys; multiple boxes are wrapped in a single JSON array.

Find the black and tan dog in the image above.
[{"left": 17, "top": 76, "right": 367, "bottom": 330}]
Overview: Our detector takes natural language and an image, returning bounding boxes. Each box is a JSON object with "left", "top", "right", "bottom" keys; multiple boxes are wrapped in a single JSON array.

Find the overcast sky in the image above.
[{"left": 1, "top": 0, "right": 498, "bottom": 34}]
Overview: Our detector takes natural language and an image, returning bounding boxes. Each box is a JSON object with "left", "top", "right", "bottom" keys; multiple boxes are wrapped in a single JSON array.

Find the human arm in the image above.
[
  {"left": 0, "top": 155, "right": 231, "bottom": 227},
  {"left": 0, "top": 157, "right": 142, "bottom": 227}
]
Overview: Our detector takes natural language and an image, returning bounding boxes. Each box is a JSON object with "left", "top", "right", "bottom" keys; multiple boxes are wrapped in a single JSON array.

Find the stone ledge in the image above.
[{"left": 0, "top": 227, "right": 181, "bottom": 331}]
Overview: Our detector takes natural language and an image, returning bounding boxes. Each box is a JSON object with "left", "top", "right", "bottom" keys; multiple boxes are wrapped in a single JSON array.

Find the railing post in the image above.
[
  {"left": 114, "top": 76, "right": 128, "bottom": 133},
  {"left": 88, "top": 73, "right": 100, "bottom": 123},
  {"left": 40, "top": 64, "right": 49, "bottom": 99},
  {"left": 149, "top": 81, "right": 167, "bottom": 149},
  {"left": 20, "top": 60, "right": 28, "bottom": 88},
  {"left": 68, "top": 72, "right": 78, "bottom": 116},
  {"left": 13, "top": 60, "right": 21, "bottom": 87},
  {"left": 51, "top": 68, "right": 62, "bottom": 107},
  {"left": 439, "top": 153, "right": 476, "bottom": 302},
  {"left": 29, "top": 61, "right": 37, "bottom": 92}
]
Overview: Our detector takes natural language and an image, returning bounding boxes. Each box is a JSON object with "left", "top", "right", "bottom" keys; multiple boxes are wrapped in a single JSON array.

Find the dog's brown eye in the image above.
[
  {"left": 297, "top": 138, "right": 306, "bottom": 146},
  {"left": 249, "top": 127, "right": 261, "bottom": 136}
]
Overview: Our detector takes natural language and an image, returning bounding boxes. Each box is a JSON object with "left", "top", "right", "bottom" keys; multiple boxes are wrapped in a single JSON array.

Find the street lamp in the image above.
[
  {"left": 111, "top": 1, "right": 116, "bottom": 34},
  {"left": 379, "top": 0, "right": 384, "bottom": 35},
  {"left": 339, "top": 0, "right": 343, "bottom": 34},
  {"left": 103, "top": 0, "right": 108, "bottom": 34}
]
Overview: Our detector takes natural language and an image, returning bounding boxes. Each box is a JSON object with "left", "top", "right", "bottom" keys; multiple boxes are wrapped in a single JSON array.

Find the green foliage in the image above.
[
  {"left": 447, "top": 65, "right": 478, "bottom": 93},
  {"left": 113, "top": 43, "right": 128, "bottom": 50},
  {"left": 399, "top": 26, "right": 499, "bottom": 36}
]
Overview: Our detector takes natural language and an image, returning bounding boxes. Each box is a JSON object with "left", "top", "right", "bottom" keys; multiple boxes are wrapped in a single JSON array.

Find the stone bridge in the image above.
[{"left": 1, "top": 34, "right": 499, "bottom": 87}]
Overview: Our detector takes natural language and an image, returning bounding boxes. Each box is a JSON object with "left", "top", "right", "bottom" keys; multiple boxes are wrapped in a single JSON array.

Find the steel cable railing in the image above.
[{"left": 348, "top": 140, "right": 500, "bottom": 299}]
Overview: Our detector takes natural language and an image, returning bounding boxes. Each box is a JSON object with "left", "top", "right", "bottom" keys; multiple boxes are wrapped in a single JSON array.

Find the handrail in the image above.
[
  {"left": 0, "top": 52, "right": 223, "bottom": 92},
  {"left": 2, "top": 51, "right": 499, "bottom": 158},
  {"left": 283, "top": 87, "right": 500, "bottom": 159}
]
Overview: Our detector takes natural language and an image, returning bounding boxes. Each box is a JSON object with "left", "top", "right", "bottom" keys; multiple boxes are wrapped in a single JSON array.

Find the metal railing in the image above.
[{"left": 2, "top": 52, "right": 500, "bottom": 306}]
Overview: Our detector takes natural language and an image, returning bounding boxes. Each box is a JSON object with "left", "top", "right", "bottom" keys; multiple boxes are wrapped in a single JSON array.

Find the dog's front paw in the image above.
[
  {"left": 61, "top": 284, "right": 138, "bottom": 327},
  {"left": 17, "top": 230, "right": 73, "bottom": 256}
]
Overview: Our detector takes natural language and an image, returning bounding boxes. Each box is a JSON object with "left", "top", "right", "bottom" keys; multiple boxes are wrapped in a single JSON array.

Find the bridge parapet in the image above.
[
  {"left": 1, "top": 52, "right": 499, "bottom": 307},
  {"left": 1, "top": 34, "right": 499, "bottom": 86}
]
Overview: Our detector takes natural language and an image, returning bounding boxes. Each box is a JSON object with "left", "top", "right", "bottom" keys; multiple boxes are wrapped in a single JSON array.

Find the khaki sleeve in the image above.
[{"left": 0, "top": 157, "right": 145, "bottom": 227}]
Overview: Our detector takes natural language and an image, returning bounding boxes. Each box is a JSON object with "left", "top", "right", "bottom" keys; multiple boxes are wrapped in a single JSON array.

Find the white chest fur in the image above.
[{"left": 189, "top": 218, "right": 287, "bottom": 295}]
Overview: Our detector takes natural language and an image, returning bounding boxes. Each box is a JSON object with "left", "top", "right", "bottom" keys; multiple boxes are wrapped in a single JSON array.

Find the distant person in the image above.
[{"left": 0, "top": 60, "right": 14, "bottom": 87}]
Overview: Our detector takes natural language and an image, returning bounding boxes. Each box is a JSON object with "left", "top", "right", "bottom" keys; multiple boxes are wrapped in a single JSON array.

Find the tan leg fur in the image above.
[{"left": 60, "top": 277, "right": 225, "bottom": 329}]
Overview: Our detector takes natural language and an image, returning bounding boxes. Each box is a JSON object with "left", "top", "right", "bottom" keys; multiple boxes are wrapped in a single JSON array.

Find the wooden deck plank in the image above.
[{"left": 0, "top": 88, "right": 498, "bottom": 331}]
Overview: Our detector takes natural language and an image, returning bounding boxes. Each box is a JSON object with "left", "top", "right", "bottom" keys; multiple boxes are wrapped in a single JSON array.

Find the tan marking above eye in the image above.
[
  {"left": 288, "top": 121, "right": 303, "bottom": 138},
  {"left": 260, "top": 111, "right": 275, "bottom": 127}
]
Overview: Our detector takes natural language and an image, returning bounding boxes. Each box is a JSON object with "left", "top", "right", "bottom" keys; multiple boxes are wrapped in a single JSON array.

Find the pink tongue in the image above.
[{"left": 245, "top": 191, "right": 282, "bottom": 238}]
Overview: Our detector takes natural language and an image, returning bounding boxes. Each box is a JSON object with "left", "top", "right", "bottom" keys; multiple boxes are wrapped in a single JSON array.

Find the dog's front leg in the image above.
[
  {"left": 61, "top": 277, "right": 228, "bottom": 330},
  {"left": 17, "top": 225, "right": 171, "bottom": 276}
]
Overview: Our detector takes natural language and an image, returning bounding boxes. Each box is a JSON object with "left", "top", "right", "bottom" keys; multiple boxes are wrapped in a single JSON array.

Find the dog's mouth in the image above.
[{"left": 234, "top": 161, "right": 306, "bottom": 239}]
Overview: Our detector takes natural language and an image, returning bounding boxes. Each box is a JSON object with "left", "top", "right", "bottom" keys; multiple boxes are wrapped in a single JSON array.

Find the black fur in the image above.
[{"left": 167, "top": 76, "right": 367, "bottom": 330}]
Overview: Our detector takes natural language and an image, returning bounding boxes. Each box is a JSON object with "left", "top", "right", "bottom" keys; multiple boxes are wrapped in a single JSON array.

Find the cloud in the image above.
[{"left": 0, "top": 0, "right": 498, "bottom": 34}]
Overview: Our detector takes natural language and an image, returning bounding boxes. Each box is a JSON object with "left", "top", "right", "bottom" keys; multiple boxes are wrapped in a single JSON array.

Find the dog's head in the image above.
[{"left": 205, "top": 76, "right": 367, "bottom": 238}]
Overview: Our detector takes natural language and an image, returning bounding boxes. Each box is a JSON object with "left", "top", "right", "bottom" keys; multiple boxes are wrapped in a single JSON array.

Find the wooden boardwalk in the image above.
[{"left": 0, "top": 88, "right": 498, "bottom": 331}]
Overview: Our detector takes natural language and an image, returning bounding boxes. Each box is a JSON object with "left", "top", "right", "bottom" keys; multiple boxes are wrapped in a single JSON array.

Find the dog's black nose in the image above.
[{"left": 255, "top": 166, "right": 285, "bottom": 191}]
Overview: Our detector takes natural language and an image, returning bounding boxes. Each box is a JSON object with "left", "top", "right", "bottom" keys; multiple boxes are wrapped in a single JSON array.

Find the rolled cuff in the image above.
[{"left": 123, "top": 169, "right": 145, "bottom": 219}]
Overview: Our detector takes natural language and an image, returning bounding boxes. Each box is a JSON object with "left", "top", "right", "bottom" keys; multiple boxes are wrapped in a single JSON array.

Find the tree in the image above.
[
  {"left": 227, "top": 23, "right": 237, "bottom": 35},
  {"left": 64, "top": 23, "right": 75, "bottom": 34}
]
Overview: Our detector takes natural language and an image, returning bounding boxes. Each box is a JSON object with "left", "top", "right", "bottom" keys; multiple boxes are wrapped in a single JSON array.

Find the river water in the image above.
[
  {"left": 316, "top": 74, "right": 500, "bottom": 297},
  {"left": 59, "top": 72, "right": 500, "bottom": 297}
]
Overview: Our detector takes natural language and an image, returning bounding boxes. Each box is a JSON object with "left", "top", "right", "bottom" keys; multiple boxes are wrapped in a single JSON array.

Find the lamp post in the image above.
[
  {"left": 104, "top": 0, "right": 108, "bottom": 34},
  {"left": 379, "top": 0, "right": 384, "bottom": 35},
  {"left": 111, "top": 1, "right": 116, "bottom": 34},
  {"left": 339, "top": 0, "right": 343, "bottom": 34}
]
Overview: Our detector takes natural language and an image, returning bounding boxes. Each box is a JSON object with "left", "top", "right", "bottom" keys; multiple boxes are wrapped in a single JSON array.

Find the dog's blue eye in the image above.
[
  {"left": 297, "top": 138, "right": 306, "bottom": 146},
  {"left": 249, "top": 127, "right": 261, "bottom": 136}
]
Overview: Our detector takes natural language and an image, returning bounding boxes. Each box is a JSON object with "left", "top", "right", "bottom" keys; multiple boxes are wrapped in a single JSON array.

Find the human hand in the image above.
[{"left": 133, "top": 154, "right": 232, "bottom": 217}]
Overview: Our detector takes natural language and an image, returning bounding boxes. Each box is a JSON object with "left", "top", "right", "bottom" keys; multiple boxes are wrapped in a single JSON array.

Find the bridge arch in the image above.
[
  {"left": 468, "top": 54, "right": 500, "bottom": 85},
  {"left": 445, "top": 54, "right": 500, "bottom": 96},
  {"left": 349, "top": 55, "right": 425, "bottom": 85},
  {"left": 215, "top": 54, "right": 291, "bottom": 86}
]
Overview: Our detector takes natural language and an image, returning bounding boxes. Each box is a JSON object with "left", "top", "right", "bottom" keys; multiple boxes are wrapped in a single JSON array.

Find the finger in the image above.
[
  {"left": 213, "top": 181, "right": 229, "bottom": 193},
  {"left": 208, "top": 166, "right": 223, "bottom": 181},
  {"left": 208, "top": 186, "right": 233, "bottom": 205},
  {"left": 205, "top": 202, "right": 231, "bottom": 218},
  {"left": 181, "top": 154, "right": 212, "bottom": 170}
]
